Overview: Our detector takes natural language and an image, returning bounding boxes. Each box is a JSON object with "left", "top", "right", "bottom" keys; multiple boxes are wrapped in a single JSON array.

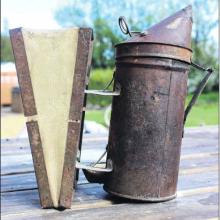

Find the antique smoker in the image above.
[{"left": 83, "top": 5, "right": 213, "bottom": 202}]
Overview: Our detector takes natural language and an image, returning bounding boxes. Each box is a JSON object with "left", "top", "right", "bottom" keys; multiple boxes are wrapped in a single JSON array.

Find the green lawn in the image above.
[
  {"left": 185, "top": 92, "right": 218, "bottom": 127},
  {"left": 85, "top": 92, "right": 219, "bottom": 127},
  {"left": 85, "top": 110, "right": 105, "bottom": 125}
]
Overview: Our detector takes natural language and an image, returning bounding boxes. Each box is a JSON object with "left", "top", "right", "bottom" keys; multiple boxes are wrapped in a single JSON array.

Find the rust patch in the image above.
[
  {"left": 59, "top": 28, "right": 93, "bottom": 208},
  {"left": 59, "top": 121, "right": 80, "bottom": 208},
  {"left": 9, "top": 28, "right": 37, "bottom": 117},
  {"left": 26, "top": 121, "right": 53, "bottom": 208},
  {"left": 104, "top": 57, "right": 189, "bottom": 201}
]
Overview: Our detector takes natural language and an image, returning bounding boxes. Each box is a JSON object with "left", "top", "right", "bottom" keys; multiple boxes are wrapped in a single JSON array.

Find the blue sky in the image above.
[
  {"left": 1, "top": 0, "right": 218, "bottom": 43},
  {"left": 1, "top": 0, "right": 62, "bottom": 31}
]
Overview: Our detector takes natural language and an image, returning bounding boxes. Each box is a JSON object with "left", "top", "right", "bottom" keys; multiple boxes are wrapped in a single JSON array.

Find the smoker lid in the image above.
[{"left": 117, "top": 5, "right": 193, "bottom": 50}]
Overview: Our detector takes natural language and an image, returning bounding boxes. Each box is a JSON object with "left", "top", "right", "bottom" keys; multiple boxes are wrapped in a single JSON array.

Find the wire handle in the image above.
[
  {"left": 184, "top": 62, "right": 213, "bottom": 125},
  {"left": 119, "top": 16, "right": 132, "bottom": 37},
  {"left": 182, "top": 62, "right": 213, "bottom": 137}
]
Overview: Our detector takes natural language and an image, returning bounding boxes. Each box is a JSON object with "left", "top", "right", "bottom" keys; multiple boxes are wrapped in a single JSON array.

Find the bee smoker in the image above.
[{"left": 82, "top": 5, "right": 213, "bottom": 201}]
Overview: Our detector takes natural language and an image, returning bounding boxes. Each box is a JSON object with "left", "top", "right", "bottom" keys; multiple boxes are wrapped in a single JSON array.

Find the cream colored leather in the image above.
[{"left": 23, "top": 28, "right": 79, "bottom": 207}]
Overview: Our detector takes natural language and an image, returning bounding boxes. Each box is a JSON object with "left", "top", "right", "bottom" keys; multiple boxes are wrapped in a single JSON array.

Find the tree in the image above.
[
  {"left": 1, "top": 17, "right": 14, "bottom": 62},
  {"left": 1, "top": 35, "right": 14, "bottom": 62},
  {"left": 92, "top": 18, "right": 121, "bottom": 68},
  {"left": 54, "top": 0, "right": 160, "bottom": 68},
  {"left": 55, "top": 0, "right": 218, "bottom": 92}
]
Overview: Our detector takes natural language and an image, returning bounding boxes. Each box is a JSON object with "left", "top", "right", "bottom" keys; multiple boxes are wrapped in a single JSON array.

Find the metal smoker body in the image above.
[
  {"left": 83, "top": 5, "right": 213, "bottom": 202},
  {"left": 105, "top": 6, "right": 192, "bottom": 201}
]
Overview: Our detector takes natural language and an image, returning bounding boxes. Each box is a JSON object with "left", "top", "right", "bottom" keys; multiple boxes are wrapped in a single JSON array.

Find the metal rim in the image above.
[
  {"left": 103, "top": 186, "right": 177, "bottom": 202},
  {"left": 115, "top": 42, "right": 192, "bottom": 52}
]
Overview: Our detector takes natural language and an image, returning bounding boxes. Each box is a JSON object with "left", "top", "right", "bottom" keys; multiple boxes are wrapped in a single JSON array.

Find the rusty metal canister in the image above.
[
  {"left": 83, "top": 5, "right": 213, "bottom": 202},
  {"left": 103, "top": 6, "right": 193, "bottom": 201}
]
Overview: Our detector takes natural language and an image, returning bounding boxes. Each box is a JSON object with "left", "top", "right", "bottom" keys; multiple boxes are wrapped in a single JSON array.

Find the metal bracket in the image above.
[
  {"left": 76, "top": 159, "right": 113, "bottom": 173},
  {"left": 85, "top": 83, "right": 121, "bottom": 96},
  {"left": 85, "top": 89, "right": 120, "bottom": 96}
]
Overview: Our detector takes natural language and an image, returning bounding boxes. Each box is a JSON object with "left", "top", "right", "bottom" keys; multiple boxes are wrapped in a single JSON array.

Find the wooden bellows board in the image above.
[{"left": 10, "top": 27, "right": 93, "bottom": 209}]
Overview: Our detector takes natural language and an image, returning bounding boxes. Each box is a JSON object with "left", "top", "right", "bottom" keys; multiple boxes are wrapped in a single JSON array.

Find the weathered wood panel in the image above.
[
  {"left": 1, "top": 168, "right": 218, "bottom": 193},
  {"left": 1, "top": 126, "right": 218, "bottom": 219},
  {"left": 1, "top": 189, "right": 218, "bottom": 219},
  {"left": 1, "top": 132, "right": 218, "bottom": 176}
]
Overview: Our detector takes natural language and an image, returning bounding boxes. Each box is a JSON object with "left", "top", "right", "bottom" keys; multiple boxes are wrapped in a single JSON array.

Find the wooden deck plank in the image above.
[
  {"left": 1, "top": 166, "right": 218, "bottom": 193},
  {"left": 1, "top": 126, "right": 218, "bottom": 154},
  {"left": 1, "top": 148, "right": 218, "bottom": 175},
  {"left": 1, "top": 126, "right": 218, "bottom": 219},
  {"left": 1, "top": 141, "right": 218, "bottom": 159},
  {"left": 1, "top": 134, "right": 218, "bottom": 152},
  {"left": 1, "top": 189, "right": 218, "bottom": 219},
  {"left": 1, "top": 137, "right": 218, "bottom": 176},
  {"left": 1, "top": 150, "right": 218, "bottom": 176}
]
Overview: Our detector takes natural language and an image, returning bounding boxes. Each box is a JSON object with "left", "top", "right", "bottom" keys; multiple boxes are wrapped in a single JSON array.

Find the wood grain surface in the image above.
[{"left": 1, "top": 126, "right": 219, "bottom": 219}]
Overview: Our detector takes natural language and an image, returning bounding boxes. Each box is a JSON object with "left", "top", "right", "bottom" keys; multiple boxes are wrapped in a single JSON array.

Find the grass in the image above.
[
  {"left": 85, "top": 110, "right": 105, "bottom": 126},
  {"left": 85, "top": 92, "right": 218, "bottom": 127},
  {"left": 87, "top": 68, "right": 113, "bottom": 107},
  {"left": 1, "top": 92, "right": 218, "bottom": 139},
  {"left": 185, "top": 92, "right": 218, "bottom": 127}
]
